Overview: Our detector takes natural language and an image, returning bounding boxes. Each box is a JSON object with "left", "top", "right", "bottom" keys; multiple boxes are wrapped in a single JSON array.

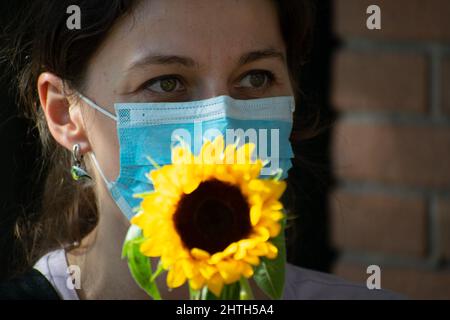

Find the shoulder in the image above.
[
  {"left": 0, "top": 249, "right": 78, "bottom": 300},
  {"left": 33, "top": 249, "right": 80, "bottom": 300},
  {"left": 282, "top": 263, "right": 406, "bottom": 300},
  {"left": 0, "top": 268, "right": 60, "bottom": 300}
]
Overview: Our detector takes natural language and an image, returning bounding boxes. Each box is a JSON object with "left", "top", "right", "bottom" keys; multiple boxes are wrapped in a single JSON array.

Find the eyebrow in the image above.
[
  {"left": 126, "top": 47, "right": 286, "bottom": 72},
  {"left": 238, "top": 48, "right": 286, "bottom": 66}
]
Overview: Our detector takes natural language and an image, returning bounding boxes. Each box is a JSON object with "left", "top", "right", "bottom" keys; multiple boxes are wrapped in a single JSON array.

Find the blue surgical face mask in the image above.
[{"left": 78, "top": 94, "right": 295, "bottom": 220}]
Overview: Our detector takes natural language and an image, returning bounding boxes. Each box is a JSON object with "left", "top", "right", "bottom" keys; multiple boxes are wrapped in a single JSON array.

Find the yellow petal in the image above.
[
  {"left": 248, "top": 161, "right": 263, "bottom": 179},
  {"left": 207, "top": 273, "right": 224, "bottom": 297},
  {"left": 249, "top": 242, "right": 269, "bottom": 256},
  {"left": 209, "top": 243, "right": 238, "bottom": 264},
  {"left": 182, "top": 177, "right": 201, "bottom": 194},
  {"left": 199, "top": 263, "right": 217, "bottom": 280},
  {"left": 253, "top": 226, "right": 271, "bottom": 241},
  {"left": 180, "top": 259, "right": 195, "bottom": 279},
  {"left": 250, "top": 204, "right": 262, "bottom": 226},
  {"left": 268, "top": 200, "right": 283, "bottom": 211},
  {"left": 209, "top": 252, "right": 225, "bottom": 265},
  {"left": 167, "top": 262, "right": 187, "bottom": 288},
  {"left": 189, "top": 274, "right": 206, "bottom": 291},
  {"left": 266, "top": 242, "right": 278, "bottom": 259},
  {"left": 236, "top": 143, "right": 255, "bottom": 164},
  {"left": 172, "top": 146, "right": 194, "bottom": 164},
  {"left": 191, "top": 248, "right": 211, "bottom": 260},
  {"left": 140, "top": 239, "right": 162, "bottom": 257},
  {"left": 130, "top": 211, "right": 149, "bottom": 229},
  {"left": 267, "top": 210, "right": 284, "bottom": 222},
  {"left": 217, "top": 260, "right": 241, "bottom": 284},
  {"left": 243, "top": 255, "right": 260, "bottom": 266},
  {"left": 241, "top": 262, "right": 254, "bottom": 278},
  {"left": 208, "top": 135, "right": 225, "bottom": 163},
  {"left": 233, "top": 239, "right": 257, "bottom": 260},
  {"left": 198, "top": 138, "right": 224, "bottom": 165},
  {"left": 214, "top": 166, "right": 237, "bottom": 184},
  {"left": 267, "top": 221, "right": 282, "bottom": 238},
  {"left": 223, "top": 242, "right": 239, "bottom": 255},
  {"left": 222, "top": 143, "right": 236, "bottom": 164},
  {"left": 248, "top": 179, "right": 269, "bottom": 193},
  {"left": 267, "top": 180, "right": 287, "bottom": 200},
  {"left": 234, "top": 247, "right": 247, "bottom": 260},
  {"left": 151, "top": 167, "right": 181, "bottom": 196}
]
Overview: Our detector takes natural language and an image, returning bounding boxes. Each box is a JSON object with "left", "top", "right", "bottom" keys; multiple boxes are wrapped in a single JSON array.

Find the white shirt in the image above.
[
  {"left": 34, "top": 249, "right": 80, "bottom": 300},
  {"left": 33, "top": 249, "right": 403, "bottom": 300}
]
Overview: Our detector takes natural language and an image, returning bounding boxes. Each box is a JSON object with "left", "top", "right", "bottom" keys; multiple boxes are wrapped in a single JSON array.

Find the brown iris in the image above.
[{"left": 173, "top": 179, "right": 252, "bottom": 254}]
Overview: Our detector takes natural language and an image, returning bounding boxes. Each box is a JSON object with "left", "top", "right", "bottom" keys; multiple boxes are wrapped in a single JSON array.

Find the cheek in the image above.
[{"left": 87, "top": 114, "right": 121, "bottom": 181}]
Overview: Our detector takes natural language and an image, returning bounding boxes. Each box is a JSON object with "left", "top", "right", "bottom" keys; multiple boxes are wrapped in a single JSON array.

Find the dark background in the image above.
[
  {"left": 0, "top": 0, "right": 46, "bottom": 279},
  {"left": 285, "top": 0, "right": 336, "bottom": 271}
]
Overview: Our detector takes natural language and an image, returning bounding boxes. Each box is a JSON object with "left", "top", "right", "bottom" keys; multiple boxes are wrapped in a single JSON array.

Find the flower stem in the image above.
[
  {"left": 200, "top": 286, "right": 209, "bottom": 300},
  {"left": 189, "top": 285, "right": 201, "bottom": 300},
  {"left": 239, "top": 277, "right": 254, "bottom": 300}
]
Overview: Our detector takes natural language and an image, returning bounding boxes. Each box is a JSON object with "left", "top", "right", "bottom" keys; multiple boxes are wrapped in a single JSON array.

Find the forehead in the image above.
[{"left": 96, "top": 0, "right": 285, "bottom": 69}]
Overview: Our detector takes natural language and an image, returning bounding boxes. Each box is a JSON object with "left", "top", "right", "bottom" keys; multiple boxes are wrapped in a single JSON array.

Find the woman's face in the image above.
[{"left": 76, "top": 0, "right": 294, "bottom": 195}]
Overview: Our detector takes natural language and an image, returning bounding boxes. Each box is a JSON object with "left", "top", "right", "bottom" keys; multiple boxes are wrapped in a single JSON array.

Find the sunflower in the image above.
[{"left": 131, "top": 135, "right": 286, "bottom": 297}]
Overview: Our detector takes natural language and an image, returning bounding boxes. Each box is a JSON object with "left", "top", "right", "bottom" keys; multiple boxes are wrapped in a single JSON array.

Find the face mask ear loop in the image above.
[
  {"left": 77, "top": 93, "right": 118, "bottom": 121},
  {"left": 89, "top": 152, "right": 113, "bottom": 190},
  {"left": 290, "top": 97, "right": 296, "bottom": 113}
]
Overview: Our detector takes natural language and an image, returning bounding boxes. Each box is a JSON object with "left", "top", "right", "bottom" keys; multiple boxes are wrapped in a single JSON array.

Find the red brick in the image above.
[
  {"left": 335, "top": 0, "right": 450, "bottom": 41},
  {"left": 442, "top": 58, "right": 450, "bottom": 117},
  {"left": 437, "top": 198, "right": 450, "bottom": 260},
  {"left": 333, "top": 122, "right": 450, "bottom": 188},
  {"left": 330, "top": 189, "right": 427, "bottom": 257},
  {"left": 332, "top": 50, "right": 428, "bottom": 113},
  {"left": 334, "top": 260, "right": 450, "bottom": 299}
]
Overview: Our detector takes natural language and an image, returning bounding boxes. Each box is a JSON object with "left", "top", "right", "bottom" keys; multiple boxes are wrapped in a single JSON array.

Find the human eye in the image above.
[
  {"left": 143, "top": 75, "right": 186, "bottom": 94},
  {"left": 236, "top": 70, "right": 276, "bottom": 91}
]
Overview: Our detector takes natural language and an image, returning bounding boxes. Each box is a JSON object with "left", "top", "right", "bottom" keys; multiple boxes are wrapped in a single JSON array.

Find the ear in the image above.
[{"left": 37, "top": 72, "right": 92, "bottom": 154}]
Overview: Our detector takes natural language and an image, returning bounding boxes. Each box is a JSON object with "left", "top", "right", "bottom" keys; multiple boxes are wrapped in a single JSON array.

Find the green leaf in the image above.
[
  {"left": 122, "top": 225, "right": 142, "bottom": 258},
  {"left": 150, "top": 260, "right": 164, "bottom": 282},
  {"left": 221, "top": 282, "right": 241, "bottom": 300},
  {"left": 253, "top": 216, "right": 286, "bottom": 300},
  {"left": 122, "top": 225, "right": 162, "bottom": 300},
  {"left": 122, "top": 224, "right": 143, "bottom": 258}
]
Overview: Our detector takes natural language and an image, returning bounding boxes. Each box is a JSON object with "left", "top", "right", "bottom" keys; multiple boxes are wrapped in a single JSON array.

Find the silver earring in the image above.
[{"left": 71, "top": 144, "right": 91, "bottom": 181}]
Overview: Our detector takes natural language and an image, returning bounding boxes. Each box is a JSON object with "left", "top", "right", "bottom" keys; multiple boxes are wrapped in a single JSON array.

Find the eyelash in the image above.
[{"left": 140, "top": 70, "right": 277, "bottom": 96}]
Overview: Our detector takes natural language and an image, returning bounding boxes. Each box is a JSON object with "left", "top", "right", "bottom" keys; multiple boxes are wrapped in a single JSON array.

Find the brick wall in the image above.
[{"left": 330, "top": 0, "right": 450, "bottom": 299}]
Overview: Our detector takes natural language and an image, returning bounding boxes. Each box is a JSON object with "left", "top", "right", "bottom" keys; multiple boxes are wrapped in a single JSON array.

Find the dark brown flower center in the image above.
[{"left": 173, "top": 179, "right": 252, "bottom": 254}]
